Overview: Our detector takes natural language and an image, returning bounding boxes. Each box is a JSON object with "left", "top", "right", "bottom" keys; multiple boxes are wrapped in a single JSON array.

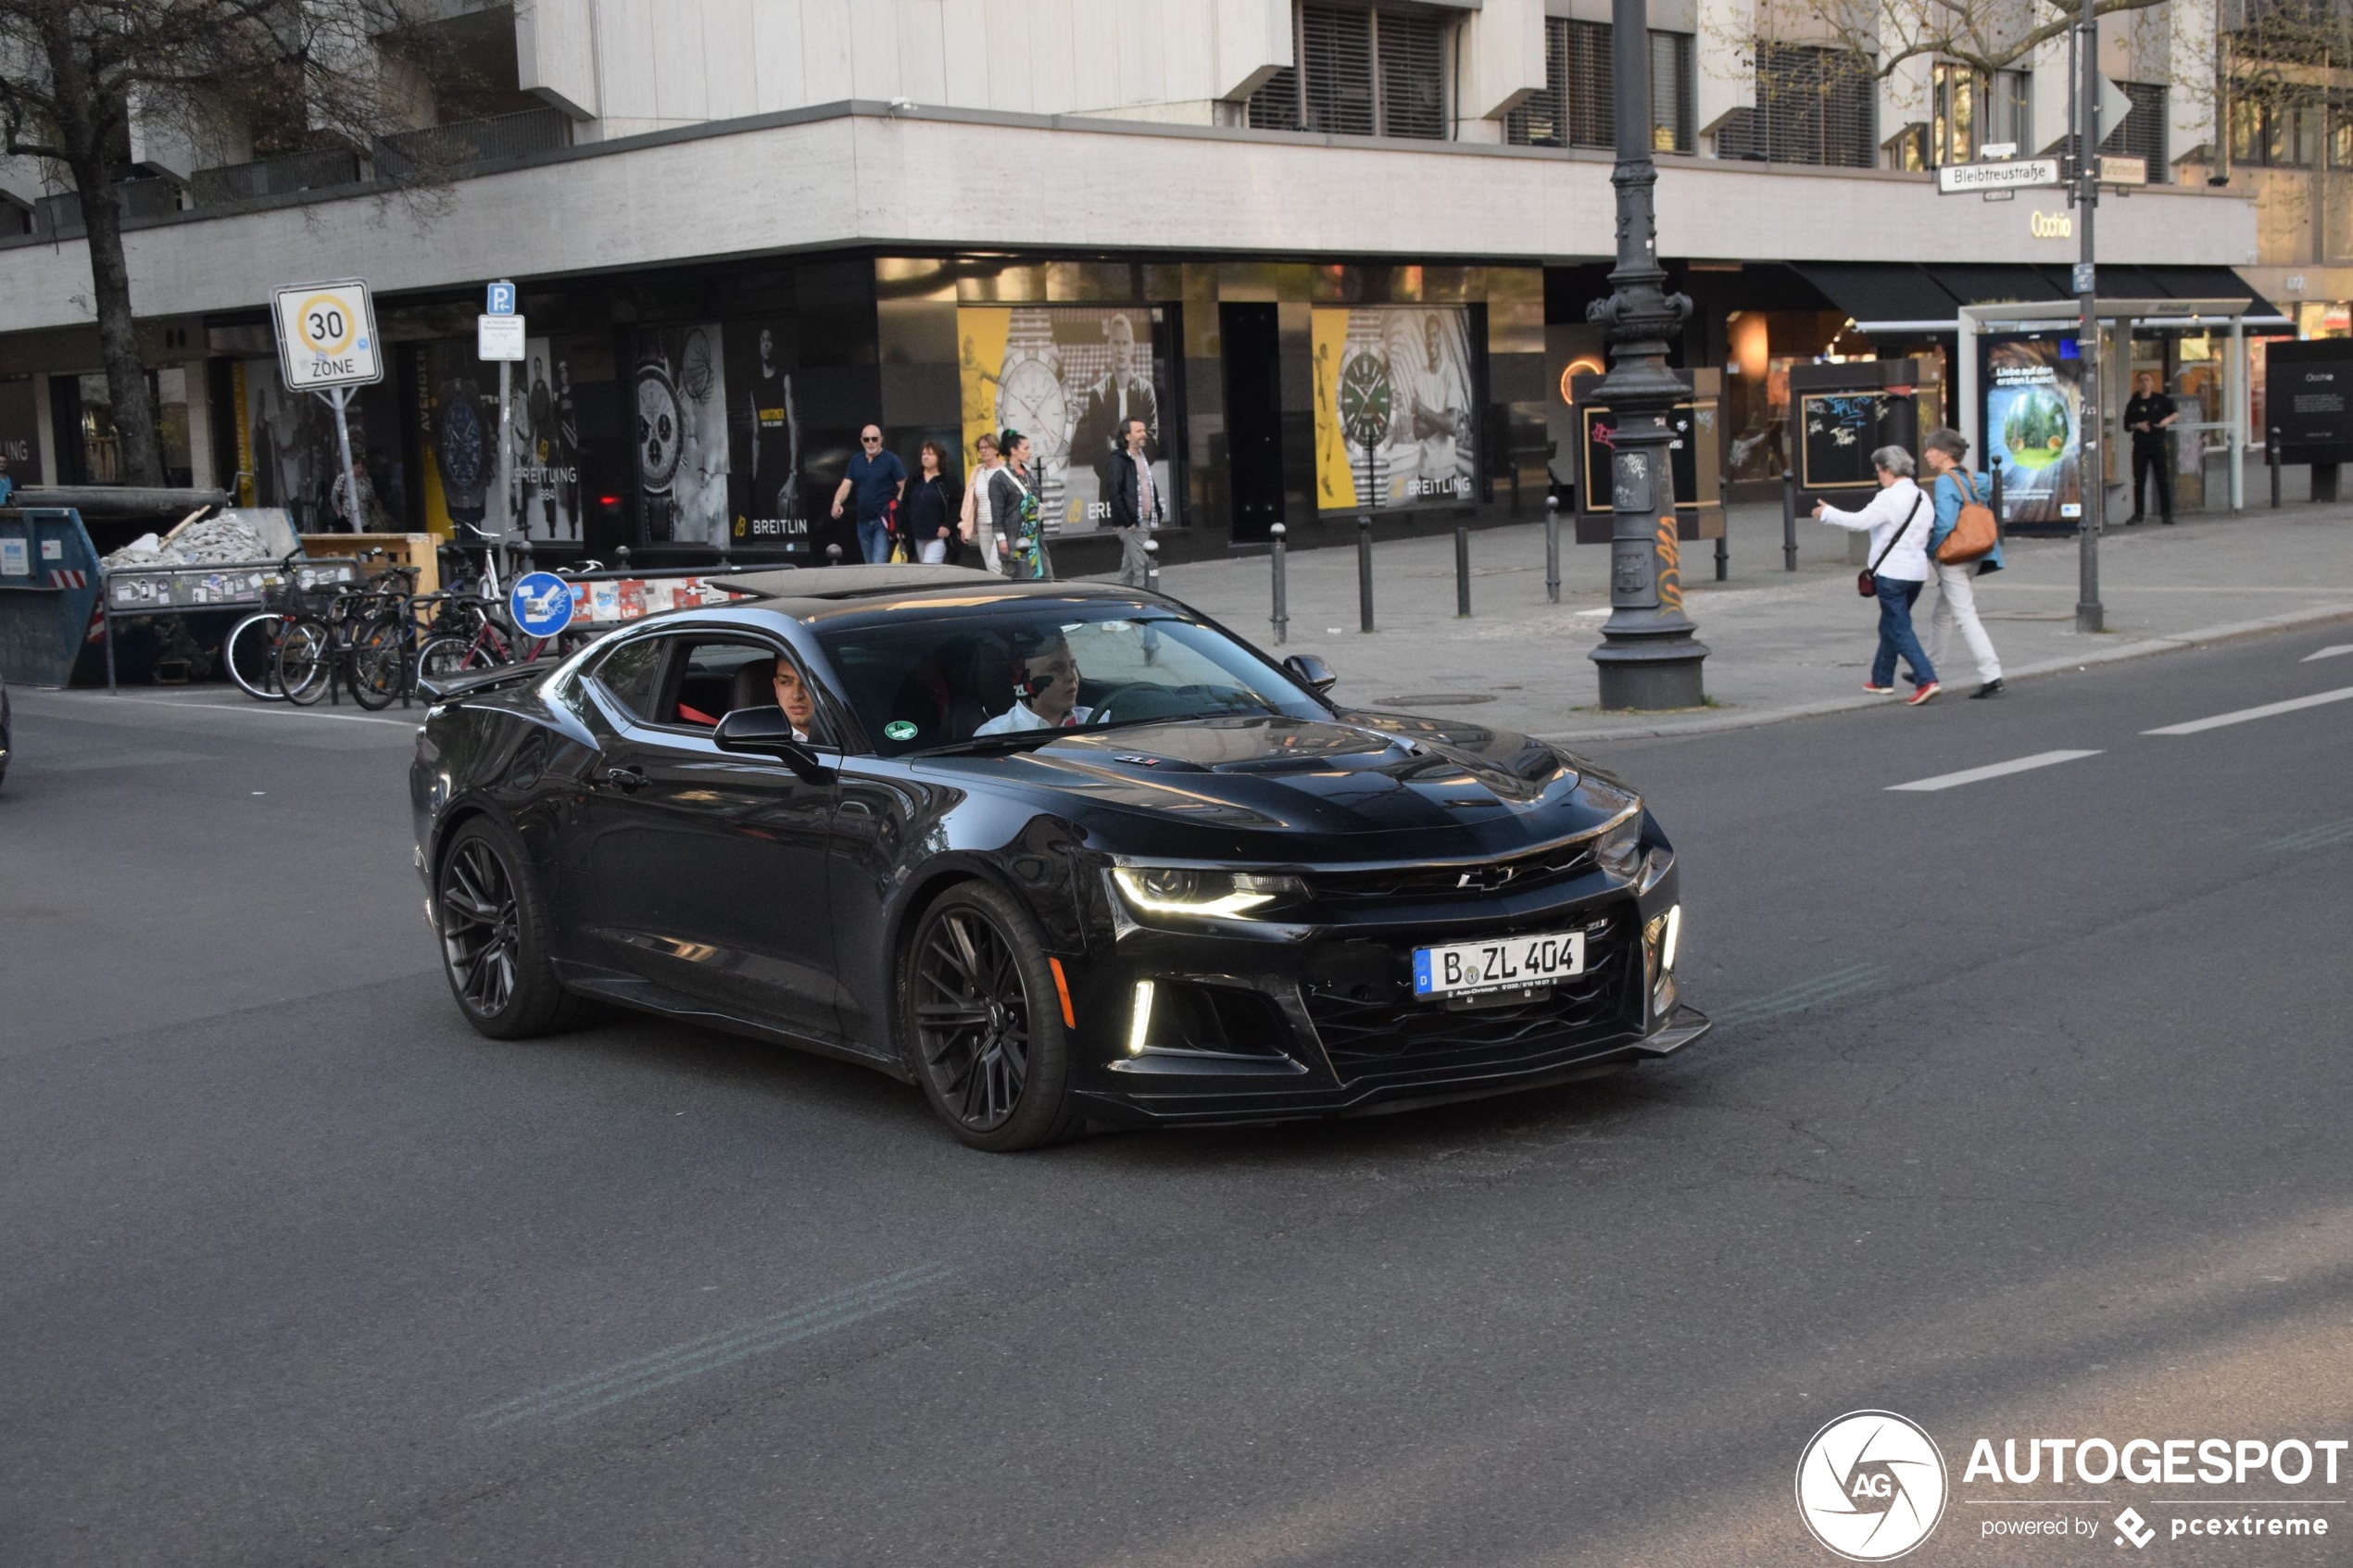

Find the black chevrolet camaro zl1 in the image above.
[{"left": 409, "top": 565, "right": 1706, "bottom": 1150}]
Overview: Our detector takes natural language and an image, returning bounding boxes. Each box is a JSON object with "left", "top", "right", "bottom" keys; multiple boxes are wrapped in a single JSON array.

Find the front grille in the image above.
[
  {"left": 1302, "top": 918, "right": 1637, "bottom": 1078},
  {"left": 1306, "top": 838, "right": 1595, "bottom": 904}
]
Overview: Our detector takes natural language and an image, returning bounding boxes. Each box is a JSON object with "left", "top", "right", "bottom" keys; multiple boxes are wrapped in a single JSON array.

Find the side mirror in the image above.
[
  {"left": 1284, "top": 653, "right": 1338, "bottom": 695},
  {"left": 713, "top": 705, "right": 831, "bottom": 783}
]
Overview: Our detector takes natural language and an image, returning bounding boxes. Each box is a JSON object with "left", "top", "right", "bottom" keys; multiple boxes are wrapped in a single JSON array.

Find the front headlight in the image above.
[
  {"left": 1111, "top": 866, "right": 1305, "bottom": 919},
  {"left": 1593, "top": 808, "right": 1644, "bottom": 881}
]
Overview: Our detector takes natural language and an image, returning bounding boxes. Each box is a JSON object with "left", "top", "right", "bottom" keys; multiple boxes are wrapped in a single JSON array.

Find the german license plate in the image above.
[{"left": 1413, "top": 933, "right": 1586, "bottom": 998}]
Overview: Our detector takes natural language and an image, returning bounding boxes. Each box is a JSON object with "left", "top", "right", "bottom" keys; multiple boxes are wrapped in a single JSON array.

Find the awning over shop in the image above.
[
  {"left": 1923, "top": 265, "right": 2071, "bottom": 306},
  {"left": 1788, "top": 263, "right": 1959, "bottom": 328}
]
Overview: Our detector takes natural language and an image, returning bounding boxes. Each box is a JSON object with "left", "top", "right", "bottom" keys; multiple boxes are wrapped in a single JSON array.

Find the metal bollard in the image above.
[
  {"left": 518, "top": 540, "right": 535, "bottom": 572},
  {"left": 1543, "top": 495, "right": 1561, "bottom": 605},
  {"left": 2271, "top": 426, "right": 2283, "bottom": 509},
  {"left": 825, "top": 543, "right": 842, "bottom": 565},
  {"left": 1269, "top": 522, "right": 1289, "bottom": 646},
  {"left": 1714, "top": 517, "right": 1728, "bottom": 583},
  {"left": 1356, "top": 514, "right": 1375, "bottom": 633},
  {"left": 1780, "top": 470, "right": 1798, "bottom": 572},
  {"left": 616, "top": 545, "right": 631, "bottom": 571},
  {"left": 1143, "top": 535, "right": 1160, "bottom": 594},
  {"left": 1453, "top": 527, "right": 1471, "bottom": 618},
  {"left": 1990, "top": 465, "right": 2004, "bottom": 524}
]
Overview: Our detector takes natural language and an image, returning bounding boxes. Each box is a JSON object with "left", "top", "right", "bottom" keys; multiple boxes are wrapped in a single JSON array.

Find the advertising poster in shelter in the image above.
[
  {"left": 956, "top": 306, "right": 1173, "bottom": 535},
  {"left": 724, "top": 319, "right": 812, "bottom": 552},
  {"left": 634, "top": 324, "right": 730, "bottom": 546},
  {"left": 1982, "top": 334, "right": 2083, "bottom": 527},
  {"left": 1311, "top": 305, "right": 1476, "bottom": 512}
]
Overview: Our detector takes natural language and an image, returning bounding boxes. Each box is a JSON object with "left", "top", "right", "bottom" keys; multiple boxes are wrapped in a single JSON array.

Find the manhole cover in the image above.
[{"left": 1375, "top": 693, "right": 1498, "bottom": 707}]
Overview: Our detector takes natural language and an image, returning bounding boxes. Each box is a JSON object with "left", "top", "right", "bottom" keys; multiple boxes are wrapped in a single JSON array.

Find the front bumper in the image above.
[{"left": 1063, "top": 870, "right": 1706, "bottom": 1128}]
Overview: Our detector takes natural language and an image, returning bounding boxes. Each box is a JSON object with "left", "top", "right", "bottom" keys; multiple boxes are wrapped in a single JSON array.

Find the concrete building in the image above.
[{"left": 0, "top": 0, "right": 2280, "bottom": 566}]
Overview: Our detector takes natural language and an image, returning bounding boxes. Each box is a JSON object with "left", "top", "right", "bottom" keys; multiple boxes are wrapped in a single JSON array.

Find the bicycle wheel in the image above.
[
  {"left": 275, "top": 618, "right": 333, "bottom": 706},
  {"left": 418, "top": 633, "right": 489, "bottom": 688},
  {"left": 223, "top": 612, "right": 289, "bottom": 701},
  {"left": 349, "top": 613, "right": 410, "bottom": 710}
]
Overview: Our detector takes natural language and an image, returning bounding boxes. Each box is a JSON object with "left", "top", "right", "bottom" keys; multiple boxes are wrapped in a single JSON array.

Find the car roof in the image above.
[{"left": 720, "top": 568, "right": 1164, "bottom": 629}]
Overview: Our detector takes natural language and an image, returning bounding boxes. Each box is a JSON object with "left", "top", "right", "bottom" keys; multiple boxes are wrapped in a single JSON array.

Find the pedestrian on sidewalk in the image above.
[
  {"left": 1920, "top": 428, "right": 2007, "bottom": 699},
  {"left": 1813, "top": 445, "right": 1940, "bottom": 705},
  {"left": 831, "top": 425, "right": 907, "bottom": 564},
  {"left": 989, "top": 430, "right": 1051, "bottom": 581},
  {"left": 2123, "top": 372, "right": 2179, "bottom": 525},
  {"left": 960, "top": 433, "right": 1001, "bottom": 571},
  {"left": 907, "top": 442, "right": 958, "bottom": 564},
  {"left": 1105, "top": 417, "right": 1163, "bottom": 586}
]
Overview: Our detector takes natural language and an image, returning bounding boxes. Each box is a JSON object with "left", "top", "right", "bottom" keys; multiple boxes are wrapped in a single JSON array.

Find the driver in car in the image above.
[
  {"left": 725, "top": 655, "right": 820, "bottom": 742},
  {"left": 975, "top": 631, "right": 1094, "bottom": 734}
]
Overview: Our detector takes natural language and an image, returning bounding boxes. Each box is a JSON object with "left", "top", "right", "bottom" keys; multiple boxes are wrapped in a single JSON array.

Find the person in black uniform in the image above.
[{"left": 2124, "top": 371, "right": 2180, "bottom": 525}]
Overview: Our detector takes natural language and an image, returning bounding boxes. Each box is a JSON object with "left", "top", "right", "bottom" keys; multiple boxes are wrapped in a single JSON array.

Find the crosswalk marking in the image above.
[
  {"left": 2143, "top": 686, "right": 2353, "bottom": 736},
  {"left": 1886, "top": 750, "right": 2103, "bottom": 793}
]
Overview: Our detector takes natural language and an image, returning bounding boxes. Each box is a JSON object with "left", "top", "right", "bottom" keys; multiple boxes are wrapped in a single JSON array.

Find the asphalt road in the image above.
[{"left": 5, "top": 631, "right": 2350, "bottom": 1568}]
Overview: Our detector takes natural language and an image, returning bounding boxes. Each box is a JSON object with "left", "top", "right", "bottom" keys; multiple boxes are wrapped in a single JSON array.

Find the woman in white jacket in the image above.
[{"left": 1813, "top": 445, "right": 1941, "bottom": 705}]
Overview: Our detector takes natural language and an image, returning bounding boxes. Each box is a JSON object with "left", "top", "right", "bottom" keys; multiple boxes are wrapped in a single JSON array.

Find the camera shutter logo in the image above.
[{"left": 1794, "top": 1411, "right": 1948, "bottom": 1561}]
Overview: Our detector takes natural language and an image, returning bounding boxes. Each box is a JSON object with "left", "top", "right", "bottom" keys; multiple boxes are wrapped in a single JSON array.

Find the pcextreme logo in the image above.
[{"left": 1796, "top": 1411, "right": 1950, "bottom": 1561}]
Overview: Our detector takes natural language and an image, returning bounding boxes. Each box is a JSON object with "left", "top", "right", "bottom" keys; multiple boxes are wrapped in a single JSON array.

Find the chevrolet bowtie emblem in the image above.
[{"left": 1456, "top": 866, "right": 1516, "bottom": 891}]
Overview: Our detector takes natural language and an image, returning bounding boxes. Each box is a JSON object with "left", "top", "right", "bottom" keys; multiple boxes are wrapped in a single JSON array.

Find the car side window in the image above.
[
  {"left": 673, "top": 639, "right": 821, "bottom": 737},
  {"left": 586, "top": 636, "right": 670, "bottom": 723}
]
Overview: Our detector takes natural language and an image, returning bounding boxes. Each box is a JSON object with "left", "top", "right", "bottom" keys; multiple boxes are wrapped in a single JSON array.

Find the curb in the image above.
[{"left": 1534, "top": 600, "right": 2353, "bottom": 746}]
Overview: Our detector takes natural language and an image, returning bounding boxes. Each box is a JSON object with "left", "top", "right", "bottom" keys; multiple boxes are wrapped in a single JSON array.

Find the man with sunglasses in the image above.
[{"left": 831, "top": 424, "right": 907, "bottom": 564}]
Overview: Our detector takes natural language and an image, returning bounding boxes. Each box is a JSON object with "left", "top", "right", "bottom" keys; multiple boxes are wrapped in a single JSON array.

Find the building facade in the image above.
[{"left": 0, "top": 0, "right": 2277, "bottom": 565}]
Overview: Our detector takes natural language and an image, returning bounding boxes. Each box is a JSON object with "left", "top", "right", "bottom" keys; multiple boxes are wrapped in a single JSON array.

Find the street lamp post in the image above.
[
  {"left": 1587, "top": 0, "right": 1707, "bottom": 709},
  {"left": 2073, "top": 0, "right": 2107, "bottom": 633}
]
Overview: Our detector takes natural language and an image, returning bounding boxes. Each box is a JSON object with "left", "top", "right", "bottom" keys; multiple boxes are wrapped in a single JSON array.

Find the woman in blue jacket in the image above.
[{"left": 1920, "top": 428, "right": 2006, "bottom": 699}]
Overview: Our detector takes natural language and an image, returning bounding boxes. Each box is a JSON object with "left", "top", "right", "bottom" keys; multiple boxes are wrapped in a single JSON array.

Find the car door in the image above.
[{"left": 578, "top": 631, "right": 842, "bottom": 1039}]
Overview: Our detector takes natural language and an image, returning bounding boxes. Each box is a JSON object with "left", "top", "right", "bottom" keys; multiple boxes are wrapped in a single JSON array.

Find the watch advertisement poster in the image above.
[
  {"left": 1311, "top": 305, "right": 1476, "bottom": 513},
  {"left": 1982, "top": 333, "right": 2084, "bottom": 528},
  {"left": 241, "top": 358, "right": 400, "bottom": 532},
  {"left": 635, "top": 323, "right": 731, "bottom": 546},
  {"left": 956, "top": 305, "right": 1173, "bottom": 536},
  {"left": 724, "top": 319, "right": 811, "bottom": 552}
]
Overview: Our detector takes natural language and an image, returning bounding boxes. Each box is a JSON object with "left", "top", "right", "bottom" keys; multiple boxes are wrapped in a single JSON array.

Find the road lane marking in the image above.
[
  {"left": 2143, "top": 685, "right": 2353, "bottom": 735},
  {"left": 2302, "top": 645, "right": 2353, "bottom": 663},
  {"left": 1886, "top": 750, "right": 2103, "bottom": 793},
  {"left": 14, "top": 691, "right": 417, "bottom": 727},
  {"left": 2261, "top": 818, "right": 2353, "bottom": 852},
  {"left": 1709, "top": 964, "right": 1887, "bottom": 1029},
  {"left": 468, "top": 1263, "right": 953, "bottom": 1429}
]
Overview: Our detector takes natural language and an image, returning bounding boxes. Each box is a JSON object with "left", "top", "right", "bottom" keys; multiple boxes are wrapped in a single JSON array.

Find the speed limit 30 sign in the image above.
[{"left": 271, "top": 279, "right": 384, "bottom": 391}]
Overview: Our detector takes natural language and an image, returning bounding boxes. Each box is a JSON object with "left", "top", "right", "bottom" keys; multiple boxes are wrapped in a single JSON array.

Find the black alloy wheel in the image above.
[
  {"left": 904, "top": 882, "right": 1083, "bottom": 1151},
  {"left": 434, "top": 817, "right": 598, "bottom": 1039}
]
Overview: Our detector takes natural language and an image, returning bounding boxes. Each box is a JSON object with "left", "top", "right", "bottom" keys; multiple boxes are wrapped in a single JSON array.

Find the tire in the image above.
[
  {"left": 275, "top": 618, "right": 333, "bottom": 706},
  {"left": 902, "top": 881, "right": 1086, "bottom": 1152},
  {"left": 348, "top": 613, "right": 408, "bottom": 709},
  {"left": 223, "top": 612, "right": 289, "bottom": 700},
  {"left": 434, "top": 815, "right": 600, "bottom": 1039}
]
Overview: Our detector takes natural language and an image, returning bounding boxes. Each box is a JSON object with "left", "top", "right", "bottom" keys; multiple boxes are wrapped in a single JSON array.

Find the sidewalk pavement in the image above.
[{"left": 1132, "top": 500, "right": 2353, "bottom": 743}]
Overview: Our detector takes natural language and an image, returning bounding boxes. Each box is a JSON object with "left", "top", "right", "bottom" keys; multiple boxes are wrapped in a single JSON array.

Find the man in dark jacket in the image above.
[
  {"left": 1103, "top": 417, "right": 1163, "bottom": 586},
  {"left": 2123, "top": 371, "right": 2179, "bottom": 525}
]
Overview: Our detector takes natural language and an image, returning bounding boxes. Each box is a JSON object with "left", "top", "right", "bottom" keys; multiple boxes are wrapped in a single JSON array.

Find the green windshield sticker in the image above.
[{"left": 884, "top": 720, "right": 919, "bottom": 742}]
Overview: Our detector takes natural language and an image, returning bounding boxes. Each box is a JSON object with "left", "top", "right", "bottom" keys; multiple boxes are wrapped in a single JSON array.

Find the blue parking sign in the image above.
[
  {"left": 485, "top": 280, "right": 517, "bottom": 316},
  {"left": 510, "top": 571, "right": 573, "bottom": 638}
]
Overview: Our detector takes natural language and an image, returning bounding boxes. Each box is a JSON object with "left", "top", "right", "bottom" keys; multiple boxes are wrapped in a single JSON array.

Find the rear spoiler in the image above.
[{"left": 417, "top": 659, "right": 562, "bottom": 705}]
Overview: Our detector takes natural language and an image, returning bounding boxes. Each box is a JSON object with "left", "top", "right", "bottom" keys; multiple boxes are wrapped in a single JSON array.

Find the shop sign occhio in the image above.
[{"left": 2029, "top": 209, "right": 2074, "bottom": 240}]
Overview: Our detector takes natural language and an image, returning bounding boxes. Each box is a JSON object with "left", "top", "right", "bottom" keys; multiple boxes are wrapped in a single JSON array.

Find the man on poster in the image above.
[
  {"left": 1104, "top": 417, "right": 1163, "bottom": 587},
  {"left": 747, "top": 327, "right": 802, "bottom": 529},
  {"left": 1068, "top": 315, "right": 1158, "bottom": 497}
]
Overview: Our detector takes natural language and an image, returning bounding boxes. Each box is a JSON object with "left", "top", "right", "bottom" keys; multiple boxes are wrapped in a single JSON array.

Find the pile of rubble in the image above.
[{"left": 100, "top": 512, "right": 273, "bottom": 569}]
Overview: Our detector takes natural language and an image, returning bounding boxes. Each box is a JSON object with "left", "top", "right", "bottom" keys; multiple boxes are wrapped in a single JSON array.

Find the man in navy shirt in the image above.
[{"left": 831, "top": 425, "right": 907, "bottom": 563}]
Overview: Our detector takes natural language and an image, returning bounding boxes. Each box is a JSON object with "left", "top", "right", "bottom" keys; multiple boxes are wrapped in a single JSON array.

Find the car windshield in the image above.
[{"left": 814, "top": 602, "right": 1328, "bottom": 756}]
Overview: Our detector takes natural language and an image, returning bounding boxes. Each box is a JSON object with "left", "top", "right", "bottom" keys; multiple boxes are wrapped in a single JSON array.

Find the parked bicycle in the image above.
[
  {"left": 221, "top": 552, "right": 349, "bottom": 702},
  {"left": 272, "top": 560, "right": 420, "bottom": 710}
]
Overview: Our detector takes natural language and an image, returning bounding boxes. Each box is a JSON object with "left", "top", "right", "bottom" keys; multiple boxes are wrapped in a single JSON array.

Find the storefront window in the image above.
[{"left": 76, "top": 373, "right": 120, "bottom": 483}]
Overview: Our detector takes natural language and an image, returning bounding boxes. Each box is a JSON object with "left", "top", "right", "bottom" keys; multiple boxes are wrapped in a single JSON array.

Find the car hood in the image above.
[{"left": 912, "top": 710, "right": 1632, "bottom": 859}]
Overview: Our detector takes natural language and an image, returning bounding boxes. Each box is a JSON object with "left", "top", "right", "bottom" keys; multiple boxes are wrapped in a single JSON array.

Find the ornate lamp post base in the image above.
[{"left": 1594, "top": 624, "right": 1710, "bottom": 710}]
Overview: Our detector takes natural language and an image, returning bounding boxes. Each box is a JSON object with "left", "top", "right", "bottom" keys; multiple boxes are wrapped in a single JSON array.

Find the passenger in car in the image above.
[{"left": 974, "top": 631, "right": 1093, "bottom": 734}]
